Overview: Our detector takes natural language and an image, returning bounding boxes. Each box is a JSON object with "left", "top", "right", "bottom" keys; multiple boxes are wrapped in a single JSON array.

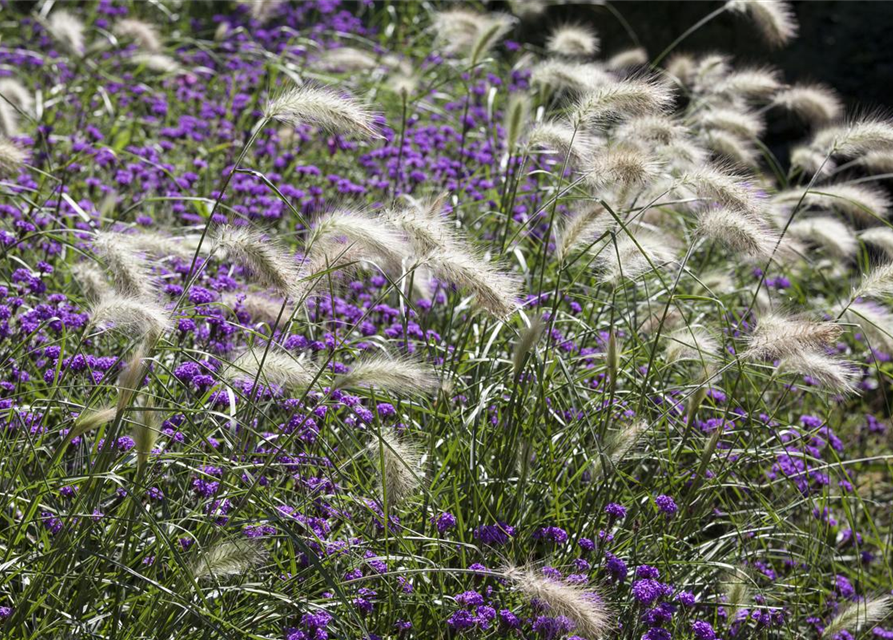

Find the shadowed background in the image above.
[{"left": 516, "top": 0, "right": 893, "bottom": 109}]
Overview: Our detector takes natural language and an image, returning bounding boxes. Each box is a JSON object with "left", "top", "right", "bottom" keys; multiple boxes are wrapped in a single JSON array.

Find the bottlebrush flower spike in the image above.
[
  {"left": 525, "top": 119, "right": 596, "bottom": 167},
  {"left": 387, "top": 193, "right": 456, "bottom": 258},
  {"left": 678, "top": 166, "right": 765, "bottom": 218},
  {"left": 89, "top": 295, "right": 171, "bottom": 341},
  {"left": 530, "top": 60, "right": 612, "bottom": 94},
  {"left": 191, "top": 539, "right": 267, "bottom": 580},
  {"left": 859, "top": 227, "right": 893, "bottom": 258},
  {"left": 774, "top": 184, "right": 892, "bottom": 223},
  {"left": 47, "top": 9, "right": 86, "bottom": 55},
  {"left": 822, "top": 595, "right": 892, "bottom": 638},
  {"left": 225, "top": 348, "right": 315, "bottom": 391},
  {"left": 839, "top": 300, "right": 893, "bottom": 350},
  {"left": 427, "top": 247, "right": 520, "bottom": 318},
  {"left": 503, "top": 564, "right": 611, "bottom": 640},
  {"left": 310, "top": 209, "right": 411, "bottom": 272},
  {"left": 697, "top": 208, "right": 777, "bottom": 259},
  {"left": 712, "top": 67, "right": 783, "bottom": 100},
  {"left": 787, "top": 217, "right": 857, "bottom": 259},
  {"left": 214, "top": 225, "right": 302, "bottom": 299},
  {"left": 572, "top": 77, "right": 674, "bottom": 129},
  {"left": 546, "top": 24, "right": 600, "bottom": 58},
  {"left": 0, "top": 79, "right": 33, "bottom": 137},
  {"left": 811, "top": 116, "right": 893, "bottom": 157},
  {"left": 92, "top": 232, "right": 154, "bottom": 299},
  {"left": 504, "top": 94, "right": 531, "bottom": 153},
  {"left": 114, "top": 18, "right": 162, "bottom": 52},
  {"left": 266, "top": 83, "right": 381, "bottom": 139},
  {"left": 606, "top": 48, "right": 649, "bottom": 71},
  {"left": 771, "top": 84, "right": 842, "bottom": 125},
  {"left": 596, "top": 232, "right": 676, "bottom": 284},
  {"left": 854, "top": 262, "right": 893, "bottom": 299},
  {"left": 468, "top": 15, "right": 513, "bottom": 66},
  {"left": 778, "top": 350, "right": 857, "bottom": 394},
  {"left": 743, "top": 313, "right": 843, "bottom": 360},
  {"left": 725, "top": 0, "right": 798, "bottom": 47},
  {"left": 556, "top": 203, "right": 609, "bottom": 260},
  {"left": 319, "top": 47, "right": 380, "bottom": 72},
  {"left": 333, "top": 355, "right": 438, "bottom": 395},
  {"left": 588, "top": 146, "right": 664, "bottom": 194},
  {"left": 371, "top": 429, "right": 423, "bottom": 508},
  {"left": 0, "top": 136, "right": 26, "bottom": 173}
]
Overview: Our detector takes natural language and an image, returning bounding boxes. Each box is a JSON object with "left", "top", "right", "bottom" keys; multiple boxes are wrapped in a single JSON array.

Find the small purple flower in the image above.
[
  {"left": 605, "top": 502, "right": 627, "bottom": 519},
  {"left": 655, "top": 494, "right": 678, "bottom": 517},
  {"left": 433, "top": 512, "right": 457, "bottom": 534},
  {"left": 692, "top": 621, "right": 716, "bottom": 640}
]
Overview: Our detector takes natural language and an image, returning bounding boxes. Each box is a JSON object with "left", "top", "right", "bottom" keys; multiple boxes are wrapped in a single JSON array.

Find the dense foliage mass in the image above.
[{"left": 1, "top": 1, "right": 892, "bottom": 639}]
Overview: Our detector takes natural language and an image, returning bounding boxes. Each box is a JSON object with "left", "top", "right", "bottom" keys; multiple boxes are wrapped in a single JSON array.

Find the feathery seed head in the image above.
[
  {"left": 513, "top": 317, "right": 546, "bottom": 378},
  {"left": 371, "top": 429, "right": 423, "bottom": 508},
  {"left": 503, "top": 564, "right": 611, "bottom": 639},
  {"left": 0, "top": 137, "right": 26, "bottom": 173},
  {"left": 814, "top": 117, "right": 893, "bottom": 158},
  {"left": 311, "top": 209, "right": 410, "bottom": 272},
  {"left": 557, "top": 203, "right": 610, "bottom": 260},
  {"left": 859, "top": 150, "right": 893, "bottom": 173},
  {"left": 698, "top": 208, "right": 777, "bottom": 259},
  {"left": 772, "top": 84, "right": 842, "bottom": 125},
  {"left": 71, "top": 263, "right": 113, "bottom": 302},
  {"left": 70, "top": 406, "right": 118, "bottom": 442},
  {"left": 859, "top": 227, "right": 893, "bottom": 258},
  {"left": 114, "top": 18, "right": 162, "bottom": 52},
  {"left": 606, "top": 48, "right": 649, "bottom": 71},
  {"left": 855, "top": 262, "right": 893, "bottom": 300},
  {"left": 90, "top": 296, "right": 170, "bottom": 342},
  {"left": 319, "top": 47, "right": 380, "bottom": 72},
  {"left": 469, "top": 15, "right": 514, "bottom": 66},
  {"left": 130, "top": 53, "right": 181, "bottom": 74},
  {"left": 597, "top": 232, "right": 676, "bottom": 284},
  {"left": 427, "top": 247, "right": 520, "bottom": 318},
  {"left": 530, "top": 60, "right": 613, "bottom": 95},
  {"left": 778, "top": 350, "right": 857, "bottom": 394},
  {"left": 214, "top": 225, "right": 302, "bottom": 298},
  {"left": 775, "top": 184, "right": 892, "bottom": 223},
  {"left": 508, "top": 0, "right": 548, "bottom": 19},
  {"left": 47, "top": 10, "right": 86, "bottom": 55},
  {"left": 226, "top": 348, "right": 315, "bottom": 391},
  {"left": 0, "top": 78, "right": 34, "bottom": 115},
  {"left": 725, "top": 0, "right": 798, "bottom": 47},
  {"left": 192, "top": 539, "right": 267, "bottom": 580},
  {"left": 701, "top": 130, "right": 759, "bottom": 167},
  {"left": 839, "top": 300, "right": 893, "bottom": 350},
  {"left": 92, "top": 232, "right": 153, "bottom": 299},
  {"left": 713, "top": 67, "right": 783, "bottom": 100},
  {"left": 387, "top": 193, "right": 455, "bottom": 258},
  {"left": 525, "top": 119, "right": 597, "bottom": 166},
  {"left": 546, "top": 24, "right": 600, "bottom": 58},
  {"left": 615, "top": 115, "right": 684, "bottom": 146},
  {"left": 744, "top": 313, "right": 842, "bottom": 361},
  {"left": 267, "top": 84, "right": 381, "bottom": 139},
  {"left": 333, "top": 355, "right": 438, "bottom": 395},
  {"left": 822, "top": 595, "right": 892, "bottom": 638},
  {"left": 787, "top": 217, "right": 857, "bottom": 258},
  {"left": 589, "top": 146, "right": 664, "bottom": 192},
  {"left": 678, "top": 166, "right": 765, "bottom": 218},
  {"left": 665, "top": 53, "right": 698, "bottom": 86},
  {"left": 697, "top": 107, "right": 766, "bottom": 139},
  {"left": 572, "top": 77, "right": 674, "bottom": 130}
]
